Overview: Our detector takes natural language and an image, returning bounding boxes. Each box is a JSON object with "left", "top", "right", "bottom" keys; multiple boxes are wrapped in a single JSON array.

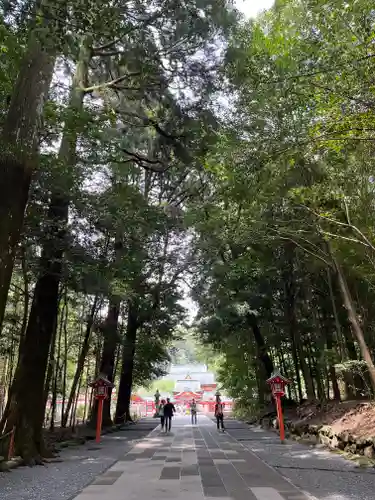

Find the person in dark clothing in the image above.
[
  {"left": 163, "top": 398, "right": 176, "bottom": 432},
  {"left": 190, "top": 399, "right": 197, "bottom": 425},
  {"left": 158, "top": 399, "right": 166, "bottom": 431},
  {"left": 214, "top": 399, "right": 225, "bottom": 432}
]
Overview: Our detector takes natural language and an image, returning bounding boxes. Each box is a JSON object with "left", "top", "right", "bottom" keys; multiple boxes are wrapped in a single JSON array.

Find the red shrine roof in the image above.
[
  {"left": 201, "top": 384, "right": 217, "bottom": 390},
  {"left": 174, "top": 391, "right": 202, "bottom": 400}
]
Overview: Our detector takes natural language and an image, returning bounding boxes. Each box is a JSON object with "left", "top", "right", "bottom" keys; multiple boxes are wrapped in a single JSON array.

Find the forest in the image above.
[{"left": 1, "top": 0, "right": 375, "bottom": 464}]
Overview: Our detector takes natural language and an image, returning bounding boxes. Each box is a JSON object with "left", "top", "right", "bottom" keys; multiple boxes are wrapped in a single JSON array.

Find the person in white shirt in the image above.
[{"left": 190, "top": 399, "right": 197, "bottom": 425}]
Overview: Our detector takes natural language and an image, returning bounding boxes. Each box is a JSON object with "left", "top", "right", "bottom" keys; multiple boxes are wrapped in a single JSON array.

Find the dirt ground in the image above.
[{"left": 289, "top": 400, "right": 375, "bottom": 438}]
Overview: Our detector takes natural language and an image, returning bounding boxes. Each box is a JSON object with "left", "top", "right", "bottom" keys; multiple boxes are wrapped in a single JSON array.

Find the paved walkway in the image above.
[
  {"left": 2, "top": 419, "right": 159, "bottom": 500},
  {"left": 72, "top": 415, "right": 309, "bottom": 500}
]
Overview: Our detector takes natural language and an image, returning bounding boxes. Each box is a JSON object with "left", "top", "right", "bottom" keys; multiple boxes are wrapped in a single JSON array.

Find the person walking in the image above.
[
  {"left": 190, "top": 399, "right": 197, "bottom": 425},
  {"left": 163, "top": 398, "right": 176, "bottom": 432},
  {"left": 214, "top": 398, "right": 225, "bottom": 432},
  {"left": 158, "top": 399, "right": 166, "bottom": 431}
]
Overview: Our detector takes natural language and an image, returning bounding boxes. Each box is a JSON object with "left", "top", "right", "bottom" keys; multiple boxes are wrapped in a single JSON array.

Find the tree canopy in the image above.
[
  {"left": 2, "top": 0, "right": 375, "bottom": 464},
  {"left": 189, "top": 0, "right": 375, "bottom": 409}
]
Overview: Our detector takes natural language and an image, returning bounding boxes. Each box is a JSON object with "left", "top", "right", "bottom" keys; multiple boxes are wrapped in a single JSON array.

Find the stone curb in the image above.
[
  {"left": 259, "top": 415, "right": 375, "bottom": 468},
  {"left": 0, "top": 456, "right": 23, "bottom": 472}
]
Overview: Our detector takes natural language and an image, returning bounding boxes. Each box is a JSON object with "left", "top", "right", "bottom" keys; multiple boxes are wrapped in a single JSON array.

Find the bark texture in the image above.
[
  {"left": 3, "top": 36, "right": 90, "bottom": 462},
  {"left": 0, "top": 42, "right": 55, "bottom": 331},
  {"left": 91, "top": 297, "right": 121, "bottom": 427},
  {"left": 62, "top": 296, "right": 99, "bottom": 427},
  {"left": 246, "top": 313, "right": 274, "bottom": 378},
  {"left": 0, "top": 1, "right": 66, "bottom": 331},
  {"left": 333, "top": 255, "right": 375, "bottom": 394},
  {"left": 115, "top": 302, "right": 139, "bottom": 423}
]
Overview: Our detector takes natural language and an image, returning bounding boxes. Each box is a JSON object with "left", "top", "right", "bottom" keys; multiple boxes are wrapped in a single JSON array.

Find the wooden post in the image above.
[
  {"left": 275, "top": 396, "right": 285, "bottom": 443},
  {"left": 8, "top": 426, "right": 15, "bottom": 460},
  {"left": 96, "top": 398, "right": 104, "bottom": 443},
  {"left": 267, "top": 370, "right": 291, "bottom": 444}
]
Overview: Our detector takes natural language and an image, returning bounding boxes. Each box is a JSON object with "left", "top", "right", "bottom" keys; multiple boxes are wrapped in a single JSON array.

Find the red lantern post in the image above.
[
  {"left": 8, "top": 426, "right": 15, "bottom": 460},
  {"left": 266, "top": 370, "right": 291, "bottom": 443},
  {"left": 89, "top": 375, "right": 114, "bottom": 444}
]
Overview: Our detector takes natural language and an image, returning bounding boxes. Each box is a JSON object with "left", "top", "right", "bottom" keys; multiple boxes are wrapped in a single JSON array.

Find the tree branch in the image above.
[
  {"left": 120, "top": 148, "right": 169, "bottom": 173},
  {"left": 92, "top": 12, "right": 163, "bottom": 53},
  {"left": 303, "top": 206, "right": 375, "bottom": 253},
  {"left": 80, "top": 72, "right": 141, "bottom": 93},
  {"left": 277, "top": 236, "right": 332, "bottom": 267}
]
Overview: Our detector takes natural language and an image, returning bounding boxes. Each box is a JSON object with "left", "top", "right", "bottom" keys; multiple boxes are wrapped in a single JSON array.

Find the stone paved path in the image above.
[
  {"left": 2, "top": 419, "right": 159, "bottom": 500},
  {"left": 71, "top": 415, "right": 310, "bottom": 500}
]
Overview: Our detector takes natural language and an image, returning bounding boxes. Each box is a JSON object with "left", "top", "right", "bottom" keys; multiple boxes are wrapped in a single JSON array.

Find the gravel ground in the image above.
[
  {"left": 0, "top": 420, "right": 158, "bottom": 500},
  {"left": 231, "top": 424, "right": 375, "bottom": 500}
]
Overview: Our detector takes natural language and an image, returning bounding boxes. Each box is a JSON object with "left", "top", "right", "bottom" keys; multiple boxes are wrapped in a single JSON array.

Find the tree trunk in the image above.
[
  {"left": 283, "top": 251, "right": 314, "bottom": 400},
  {"left": 2, "top": 39, "right": 90, "bottom": 460},
  {"left": 19, "top": 245, "right": 30, "bottom": 345},
  {"left": 312, "top": 355, "right": 325, "bottom": 400},
  {"left": 43, "top": 315, "right": 59, "bottom": 429},
  {"left": 280, "top": 348, "right": 296, "bottom": 400},
  {"left": 83, "top": 361, "right": 90, "bottom": 422},
  {"left": 91, "top": 297, "right": 121, "bottom": 427},
  {"left": 283, "top": 248, "right": 302, "bottom": 401},
  {"left": 324, "top": 323, "right": 341, "bottom": 401},
  {"left": 3, "top": 252, "right": 65, "bottom": 462},
  {"left": 329, "top": 363, "right": 341, "bottom": 401},
  {"left": 50, "top": 295, "right": 64, "bottom": 430},
  {"left": 309, "top": 304, "right": 326, "bottom": 401},
  {"left": 332, "top": 253, "right": 375, "bottom": 394},
  {"left": 319, "top": 289, "right": 341, "bottom": 401},
  {"left": 297, "top": 338, "right": 316, "bottom": 400},
  {"left": 255, "top": 362, "right": 265, "bottom": 405},
  {"left": 62, "top": 295, "right": 99, "bottom": 427},
  {"left": 341, "top": 326, "right": 366, "bottom": 396},
  {"left": 91, "top": 231, "right": 124, "bottom": 427},
  {"left": 70, "top": 366, "right": 84, "bottom": 429},
  {"left": 326, "top": 267, "right": 354, "bottom": 399},
  {"left": 246, "top": 313, "right": 274, "bottom": 378},
  {"left": 0, "top": 1, "right": 66, "bottom": 331},
  {"left": 115, "top": 302, "right": 139, "bottom": 423},
  {"left": 290, "top": 329, "right": 303, "bottom": 401},
  {"left": 61, "top": 294, "right": 69, "bottom": 422}
]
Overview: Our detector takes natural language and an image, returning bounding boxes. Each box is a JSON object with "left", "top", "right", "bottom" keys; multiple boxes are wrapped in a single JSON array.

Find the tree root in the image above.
[{"left": 23, "top": 455, "right": 45, "bottom": 467}]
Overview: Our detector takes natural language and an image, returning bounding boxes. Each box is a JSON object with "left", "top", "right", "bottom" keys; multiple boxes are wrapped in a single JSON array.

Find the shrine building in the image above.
[
  {"left": 129, "top": 363, "right": 233, "bottom": 416},
  {"left": 169, "top": 364, "right": 218, "bottom": 404}
]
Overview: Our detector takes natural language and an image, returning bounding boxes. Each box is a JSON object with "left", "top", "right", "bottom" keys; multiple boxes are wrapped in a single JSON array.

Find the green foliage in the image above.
[
  {"left": 0, "top": 0, "right": 241, "bottom": 449},
  {"left": 5, "top": 0, "right": 375, "bottom": 450},
  {"left": 139, "top": 379, "right": 175, "bottom": 396},
  {"left": 187, "top": 0, "right": 375, "bottom": 408},
  {"left": 232, "top": 399, "right": 261, "bottom": 421}
]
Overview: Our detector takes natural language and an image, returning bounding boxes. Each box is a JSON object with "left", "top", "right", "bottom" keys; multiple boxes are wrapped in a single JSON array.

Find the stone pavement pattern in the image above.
[
  {"left": 232, "top": 421, "right": 375, "bottom": 500},
  {"left": 72, "top": 415, "right": 309, "bottom": 500},
  {"left": 2, "top": 420, "right": 159, "bottom": 500}
]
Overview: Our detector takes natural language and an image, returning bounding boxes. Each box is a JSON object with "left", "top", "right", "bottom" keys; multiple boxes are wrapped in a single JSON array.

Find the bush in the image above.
[
  {"left": 76, "top": 404, "right": 86, "bottom": 420},
  {"left": 233, "top": 398, "right": 261, "bottom": 421}
]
